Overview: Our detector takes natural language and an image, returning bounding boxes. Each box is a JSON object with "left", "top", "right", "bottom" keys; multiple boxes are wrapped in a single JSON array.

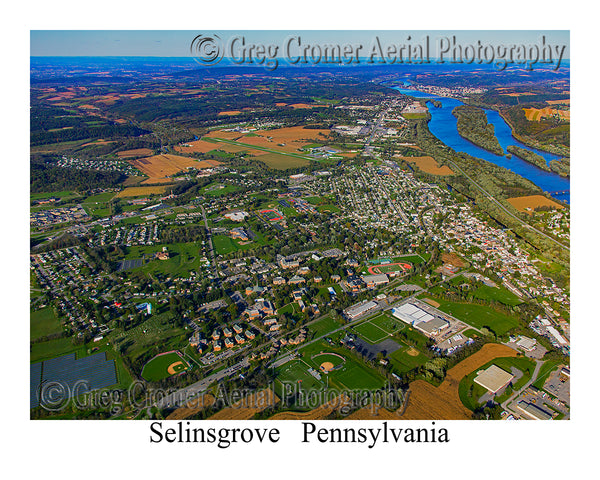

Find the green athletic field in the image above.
[{"left": 141, "top": 351, "right": 190, "bottom": 382}]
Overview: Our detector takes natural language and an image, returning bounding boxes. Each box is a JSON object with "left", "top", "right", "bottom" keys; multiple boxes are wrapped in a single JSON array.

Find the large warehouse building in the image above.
[
  {"left": 473, "top": 364, "right": 514, "bottom": 394},
  {"left": 391, "top": 303, "right": 450, "bottom": 337}
]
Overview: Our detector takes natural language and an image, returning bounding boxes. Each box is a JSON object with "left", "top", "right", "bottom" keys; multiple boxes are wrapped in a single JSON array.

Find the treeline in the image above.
[
  {"left": 31, "top": 123, "right": 150, "bottom": 146},
  {"left": 452, "top": 105, "right": 504, "bottom": 155},
  {"left": 549, "top": 157, "right": 570, "bottom": 177},
  {"left": 501, "top": 105, "right": 570, "bottom": 153},
  {"left": 31, "top": 159, "right": 126, "bottom": 193},
  {"left": 506, "top": 145, "right": 550, "bottom": 171}
]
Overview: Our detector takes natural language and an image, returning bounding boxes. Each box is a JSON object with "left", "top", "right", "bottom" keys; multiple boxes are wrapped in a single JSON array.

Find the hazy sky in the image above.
[{"left": 31, "top": 30, "right": 570, "bottom": 57}]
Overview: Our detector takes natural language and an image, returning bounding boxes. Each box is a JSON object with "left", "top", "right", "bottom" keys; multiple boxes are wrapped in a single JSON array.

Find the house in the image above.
[
  {"left": 256, "top": 299, "right": 275, "bottom": 315},
  {"left": 313, "top": 276, "right": 323, "bottom": 283},
  {"left": 235, "top": 334, "right": 245, "bottom": 344},
  {"left": 269, "top": 323, "right": 280, "bottom": 331},
  {"left": 211, "top": 330, "right": 221, "bottom": 341},
  {"left": 213, "top": 341, "right": 222, "bottom": 352},
  {"left": 263, "top": 317, "right": 278, "bottom": 326},
  {"left": 273, "top": 276, "right": 287, "bottom": 285},
  {"left": 331, "top": 275, "right": 341, "bottom": 282},
  {"left": 223, "top": 327, "right": 233, "bottom": 338},
  {"left": 225, "top": 337, "right": 235, "bottom": 348},
  {"left": 230, "top": 227, "right": 249, "bottom": 241},
  {"left": 245, "top": 330, "right": 255, "bottom": 340}
]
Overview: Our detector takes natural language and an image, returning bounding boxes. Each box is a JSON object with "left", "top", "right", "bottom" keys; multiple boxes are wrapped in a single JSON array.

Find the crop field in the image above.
[
  {"left": 423, "top": 296, "right": 521, "bottom": 335},
  {"left": 507, "top": 195, "right": 565, "bottom": 213},
  {"left": 208, "top": 389, "right": 279, "bottom": 420},
  {"left": 401, "top": 156, "right": 454, "bottom": 176},
  {"left": 523, "top": 106, "right": 570, "bottom": 121},
  {"left": 127, "top": 154, "right": 221, "bottom": 183},
  {"left": 400, "top": 343, "right": 517, "bottom": 419},
  {"left": 117, "top": 148, "right": 154, "bottom": 158},
  {"left": 269, "top": 395, "right": 351, "bottom": 420},
  {"left": 141, "top": 351, "right": 190, "bottom": 382},
  {"left": 166, "top": 394, "right": 216, "bottom": 420}
]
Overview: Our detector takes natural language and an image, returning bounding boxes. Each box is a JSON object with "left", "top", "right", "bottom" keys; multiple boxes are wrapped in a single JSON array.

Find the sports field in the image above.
[
  {"left": 367, "top": 261, "right": 412, "bottom": 275},
  {"left": 353, "top": 321, "right": 390, "bottom": 344},
  {"left": 307, "top": 315, "right": 343, "bottom": 338},
  {"left": 260, "top": 209, "right": 284, "bottom": 221},
  {"left": 141, "top": 351, "right": 190, "bottom": 382}
]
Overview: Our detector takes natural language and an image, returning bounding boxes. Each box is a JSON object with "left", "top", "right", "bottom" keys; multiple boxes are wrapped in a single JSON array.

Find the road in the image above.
[{"left": 500, "top": 358, "right": 543, "bottom": 414}]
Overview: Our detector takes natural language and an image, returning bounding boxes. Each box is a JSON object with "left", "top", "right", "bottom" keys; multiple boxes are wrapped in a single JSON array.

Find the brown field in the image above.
[
  {"left": 208, "top": 389, "right": 279, "bottom": 420},
  {"left": 128, "top": 154, "right": 221, "bottom": 183},
  {"left": 269, "top": 395, "right": 351, "bottom": 420},
  {"left": 523, "top": 107, "right": 570, "bottom": 121},
  {"left": 116, "top": 186, "right": 168, "bottom": 197},
  {"left": 166, "top": 394, "right": 216, "bottom": 420},
  {"left": 218, "top": 110, "right": 242, "bottom": 116},
  {"left": 81, "top": 139, "right": 116, "bottom": 147},
  {"left": 399, "top": 343, "right": 517, "bottom": 420},
  {"left": 117, "top": 148, "right": 155, "bottom": 158},
  {"left": 121, "top": 176, "right": 145, "bottom": 186},
  {"left": 422, "top": 298, "right": 441, "bottom": 308},
  {"left": 344, "top": 406, "right": 401, "bottom": 420},
  {"left": 547, "top": 99, "right": 570, "bottom": 105},
  {"left": 401, "top": 156, "right": 454, "bottom": 176},
  {"left": 441, "top": 252, "right": 466, "bottom": 267},
  {"left": 175, "top": 139, "right": 266, "bottom": 157},
  {"left": 507, "top": 195, "right": 564, "bottom": 213}
]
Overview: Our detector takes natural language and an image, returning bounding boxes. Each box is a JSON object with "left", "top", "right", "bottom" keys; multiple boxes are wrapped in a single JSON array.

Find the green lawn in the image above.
[
  {"left": 369, "top": 313, "right": 405, "bottom": 334},
  {"left": 388, "top": 344, "right": 428, "bottom": 374},
  {"left": 353, "top": 321, "right": 390, "bottom": 344},
  {"left": 532, "top": 359, "right": 564, "bottom": 391},
  {"left": 30, "top": 306, "right": 63, "bottom": 340},
  {"left": 141, "top": 351, "right": 189, "bottom": 382},
  {"left": 473, "top": 285, "right": 523, "bottom": 306},
  {"left": 30, "top": 337, "right": 85, "bottom": 364},
  {"left": 423, "top": 296, "right": 521, "bottom": 335},
  {"left": 307, "top": 315, "right": 344, "bottom": 339}
]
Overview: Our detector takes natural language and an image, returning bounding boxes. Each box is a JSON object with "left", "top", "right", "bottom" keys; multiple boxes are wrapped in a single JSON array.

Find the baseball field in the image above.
[{"left": 141, "top": 351, "right": 190, "bottom": 382}]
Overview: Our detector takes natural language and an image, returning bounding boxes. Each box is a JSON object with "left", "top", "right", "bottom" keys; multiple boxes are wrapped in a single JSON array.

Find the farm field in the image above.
[
  {"left": 127, "top": 154, "right": 221, "bottom": 183},
  {"left": 523, "top": 106, "right": 570, "bottom": 121},
  {"left": 507, "top": 195, "right": 565, "bottom": 213},
  {"left": 400, "top": 343, "right": 518, "bottom": 419},
  {"left": 401, "top": 156, "right": 454, "bottom": 176},
  {"left": 166, "top": 394, "right": 216, "bottom": 420},
  {"left": 269, "top": 395, "right": 351, "bottom": 420},
  {"left": 30, "top": 306, "right": 63, "bottom": 340},
  {"left": 141, "top": 351, "right": 190, "bottom": 382},
  {"left": 422, "top": 295, "right": 521, "bottom": 335},
  {"left": 117, "top": 148, "right": 154, "bottom": 158},
  {"left": 208, "top": 389, "right": 279, "bottom": 420}
]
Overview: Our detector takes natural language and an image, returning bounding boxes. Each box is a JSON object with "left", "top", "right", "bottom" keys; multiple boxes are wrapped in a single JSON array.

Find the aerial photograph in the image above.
[{"left": 29, "top": 30, "right": 571, "bottom": 422}]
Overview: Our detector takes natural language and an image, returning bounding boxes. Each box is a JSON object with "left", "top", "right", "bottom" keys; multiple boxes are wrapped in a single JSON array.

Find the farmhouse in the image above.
[{"left": 473, "top": 365, "right": 514, "bottom": 394}]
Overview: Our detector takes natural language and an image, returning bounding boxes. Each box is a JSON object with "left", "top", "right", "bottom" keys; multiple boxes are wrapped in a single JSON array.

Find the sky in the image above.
[{"left": 30, "top": 30, "right": 570, "bottom": 58}]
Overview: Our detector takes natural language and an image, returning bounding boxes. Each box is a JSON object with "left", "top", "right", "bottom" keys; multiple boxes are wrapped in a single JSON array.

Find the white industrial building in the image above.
[{"left": 391, "top": 303, "right": 450, "bottom": 337}]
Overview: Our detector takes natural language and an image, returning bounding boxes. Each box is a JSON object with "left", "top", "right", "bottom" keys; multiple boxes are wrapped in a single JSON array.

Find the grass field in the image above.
[
  {"left": 473, "top": 285, "right": 523, "bottom": 306},
  {"left": 532, "top": 359, "right": 564, "bottom": 391},
  {"left": 353, "top": 321, "right": 391, "bottom": 344},
  {"left": 30, "top": 337, "right": 85, "bottom": 364},
  {"left": 307, "top": 315, "right": 343, "bottom": 338},
  {"left": 388, "top": 343, "right": 428, "bottom": 374},
  {"left": 116, "top": 186, "right": 168, "bottom": 198},
  {"left": 30, "top": 306, "right": 63, "bottom": 340},
  {"left": 141, "top": 351, "right": 190, "bottom": 382},
  {"left": 422, "top": 296, "right": 521, "bottom": 336}
]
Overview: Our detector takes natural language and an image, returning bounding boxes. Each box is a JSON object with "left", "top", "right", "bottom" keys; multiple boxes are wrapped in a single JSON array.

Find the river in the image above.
[{"left": 390, "top": 85, "right": 570, "bottom": 203}]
